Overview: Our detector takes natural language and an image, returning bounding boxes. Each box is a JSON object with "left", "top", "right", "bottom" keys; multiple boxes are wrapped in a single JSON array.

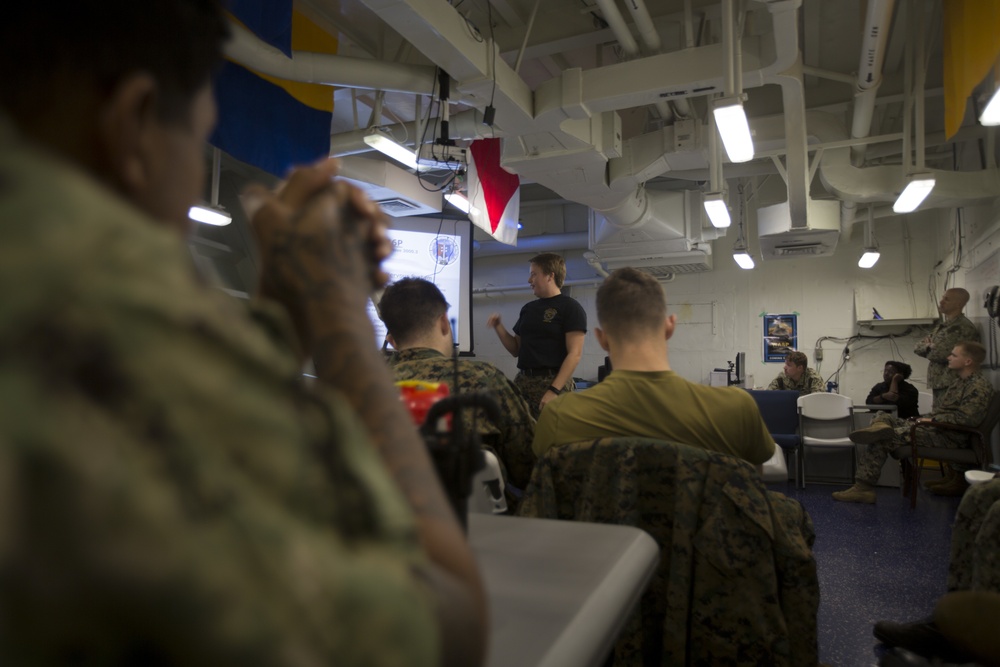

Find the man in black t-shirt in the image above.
[
  {"left": 865, "top": 360, "right": 920, "bottom": 419},
  {"left": 487, "top": 253, "right": 587, "bottom": 417}
]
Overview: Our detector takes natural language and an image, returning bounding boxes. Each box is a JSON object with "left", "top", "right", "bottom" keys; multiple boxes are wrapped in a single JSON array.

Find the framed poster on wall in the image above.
[{"left": 764, "top": 313, "right": 797, "bottom": 362}]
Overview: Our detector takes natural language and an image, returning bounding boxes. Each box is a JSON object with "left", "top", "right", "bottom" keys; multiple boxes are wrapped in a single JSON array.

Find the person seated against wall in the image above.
[
  {"left": 0, "top": 2, "right": 486, "bottom": 664},
  {"left": 873, "top": 476, "right": 1000, "bottom": 664},
  {"left": 531, "top": 268, "right": 774, "bottom": 468},
  {"left": 834, "top": 341, "right": 992, "bottom": 503},
  {"left": 767, "top": 351, "right": 825, "bottom": 395},
  {"left": 866, "top": 360, "right": 920, "bottom": 419},
  {"left": 378, "top": 278, "right": 537, "bottom": 496}
]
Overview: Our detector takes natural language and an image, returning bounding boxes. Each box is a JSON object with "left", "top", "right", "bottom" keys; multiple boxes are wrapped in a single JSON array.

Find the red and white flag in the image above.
[{"left": 467, "top": 138, "right": 520, "bottom": 246}]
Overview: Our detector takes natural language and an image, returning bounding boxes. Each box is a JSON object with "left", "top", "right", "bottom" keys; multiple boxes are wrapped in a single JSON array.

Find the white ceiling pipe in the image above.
[
  {"left": 594, "top": 0, "right": 640, "bottom": 57},
  {"left": 223, "top": 19, "right": 438, "bottom": 95},
  {"left": 624, "top": 0, "right": 661, "bottom": 53},
  {"left": 473, "top": 232, "right": 590, "bottom": 257},
  {"left": 593, "top": 0, "right": 673, "bottom": 121},
  {"left": 850, "top": 0, "right": 896, "bottom": 167},
  {"left": 329, "top": 109, "right": 490, "bottom": 156}
]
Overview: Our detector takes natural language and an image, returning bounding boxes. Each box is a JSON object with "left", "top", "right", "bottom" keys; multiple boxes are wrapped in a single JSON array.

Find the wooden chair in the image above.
[{"left": 896, "top": 392, "right": 1000, "bottom": 509}]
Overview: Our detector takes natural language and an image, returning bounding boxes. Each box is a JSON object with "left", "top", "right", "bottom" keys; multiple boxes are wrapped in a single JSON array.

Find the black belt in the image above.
[{"left": 519, "top": 367, "right": 559, "bottom": 377}]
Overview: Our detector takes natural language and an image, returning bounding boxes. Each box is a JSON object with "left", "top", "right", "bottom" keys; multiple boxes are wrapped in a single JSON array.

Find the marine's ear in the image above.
[
  {"left": 663, "top": 314, "right": 677, "bottom": 341},
  {"left": 97, "top": 73, "right": 159, "bottom": 197},
  {"left": 594, "top": 327, "right": 610, "bottom": 352}
]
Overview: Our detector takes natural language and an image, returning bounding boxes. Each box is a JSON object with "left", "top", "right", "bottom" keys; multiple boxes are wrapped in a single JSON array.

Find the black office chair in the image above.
[{"left": 747, "top": 390, "right": 803, "bottom": 488}]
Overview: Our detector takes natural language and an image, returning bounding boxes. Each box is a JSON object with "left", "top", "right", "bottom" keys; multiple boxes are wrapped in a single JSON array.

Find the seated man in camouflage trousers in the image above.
[
  {"left": 379, "top": 278, "right": 537, "bottom": 494},
  {"left": 873, "top": 476, "right": 1000, "bottom": 663},
  {"left": 834, "top": 341, "right": 992, "bottom": 504}
]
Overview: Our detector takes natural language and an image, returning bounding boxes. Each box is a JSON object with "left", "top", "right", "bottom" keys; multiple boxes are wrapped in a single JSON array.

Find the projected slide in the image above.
[{"left": 367, "top": 218, "right": 472, "bottom": 353}]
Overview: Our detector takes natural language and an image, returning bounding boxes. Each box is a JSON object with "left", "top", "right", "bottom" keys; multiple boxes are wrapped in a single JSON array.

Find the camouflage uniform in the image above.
[
  {"left": 767, "top": 368, "right": 825, "bottom": 395},
  {"left": 0, "top": 116, "right": 438, "bottom": 665},
  {"left": 389, "top": 347, "right": 536, "bottom": 491},
  {"left": 514, "top": 372, "right": 575, "bottom": 419},
  {"left": 854, "top": 371, "right": 993, "bottom": 485},
  {"left": 948, "top": 478, "right": 1000, "bottom": 593},
  {"left": 519, "top": 437, "right": 819, "bottom": 667},
  {"left": 914, "top": 314, "right": 980, "bottom": 406}
]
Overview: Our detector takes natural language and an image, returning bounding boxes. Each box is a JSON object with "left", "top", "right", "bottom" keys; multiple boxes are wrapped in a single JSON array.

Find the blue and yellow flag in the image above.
[{"left": 211, "top": 1, "right": 337, "bottom": 176}]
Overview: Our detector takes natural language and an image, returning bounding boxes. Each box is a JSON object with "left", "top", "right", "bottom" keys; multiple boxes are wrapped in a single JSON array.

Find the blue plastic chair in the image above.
[{"left": 747, "top": 390, "right": 803, "bottom": 488}]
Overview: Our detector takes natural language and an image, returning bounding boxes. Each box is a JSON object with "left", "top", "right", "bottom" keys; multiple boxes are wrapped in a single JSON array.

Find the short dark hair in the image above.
[
  {"left": 530, "top": 253, "right": 566, "bottom": 289},
  {"left": 786, "top": 351, "right": 808, "bottom": 369},
  {"left": 956, "top": 340, "right": 986, "bottom": 366},
  {"left": 378, "top": 278, "right": 449, "bottom": 346},
  {"left": 0, "top": 0, "right": 229, "bottom": 125},
  {"left": 885, "top": 360, "right": 913, "bottom": 379},
  {"left": 596, "top": 268, "right": 667, "bottom": 340}
]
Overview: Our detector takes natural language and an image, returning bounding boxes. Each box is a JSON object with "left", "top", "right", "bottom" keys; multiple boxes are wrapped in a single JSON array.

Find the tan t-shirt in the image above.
[{"left": 533, "top": 369, "right": 775, "bottom": 465}]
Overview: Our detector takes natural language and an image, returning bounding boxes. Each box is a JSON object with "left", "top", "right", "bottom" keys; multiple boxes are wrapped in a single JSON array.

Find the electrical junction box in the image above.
[{"left": 673, "top": 119, "right": 697, "bottom": 151}]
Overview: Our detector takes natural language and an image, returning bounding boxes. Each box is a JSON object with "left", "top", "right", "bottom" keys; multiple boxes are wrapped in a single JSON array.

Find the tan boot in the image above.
[
  {"left": 928, "top": 474, "right": 970, "bottom": 497},
  {"left": 832, "top": 483, "right": 876, "bottom": 504},
  {"left": 849, "top": 422, "right": 893, "bottom": 445},
  {"left": 924, "top": 466, "right": 957, "bottom": 490}
]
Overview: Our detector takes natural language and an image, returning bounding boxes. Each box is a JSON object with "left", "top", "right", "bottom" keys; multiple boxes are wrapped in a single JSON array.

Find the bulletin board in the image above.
[{"left": 764, "top": 314, "right": 797, "bottom": 362}]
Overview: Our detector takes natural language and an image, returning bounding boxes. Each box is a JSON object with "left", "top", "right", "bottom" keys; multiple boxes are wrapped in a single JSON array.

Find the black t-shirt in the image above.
[
  {"left": 865, "top": 379, "right": 920, "bottom": 419},
  {"left": 512, "top": 294, "right": 587, "bottom": 370}
]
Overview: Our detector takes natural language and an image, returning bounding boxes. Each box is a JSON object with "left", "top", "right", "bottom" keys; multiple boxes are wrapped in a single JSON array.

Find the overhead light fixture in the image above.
[
  {"left": 363, "top": 127, "right": 419, "bottom": 170},
  {"left": 980, "top": 88, "right": 1000, "bottom": 126},
  {"left": 189, "top": 147, "right": 232, "bottom": 226},
  {"left": 892, "top": 173, "right": 936, "bottom": 213},
  {"left": 713, "top": 97, "right": 754, "bottom": 164},
  {"left": 188, "top": 203, "right": 232, "bottom": 226},
  {"left": 703, "top": 191, "right": 732, "bottom": 228},
  {"left": 858, "top": 205, "right": 880, "bottom": 268},
  {"left": 733, "top": 245, "right": 755, "bottom": 269},
  {"left": 444, "top": 190, "right": 480, "bottom": 216}
]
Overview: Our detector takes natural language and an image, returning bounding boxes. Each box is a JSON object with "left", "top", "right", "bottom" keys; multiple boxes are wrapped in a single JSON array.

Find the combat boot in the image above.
[
  {"left": 849, "top": 422, "right": 893, "bottom": 445},
  {"left": 923, "top": 466, "right": 957, "bottom": 490},
  {"left": 928, "top": 474, "right": 969, "bottom": 497},
  {"left": 832, "top": 482, "right": 876, "bottom": 504}
]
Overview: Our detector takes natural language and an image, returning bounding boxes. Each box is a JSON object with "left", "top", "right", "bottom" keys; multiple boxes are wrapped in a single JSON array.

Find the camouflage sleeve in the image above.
[
  {"left": 531, "top": 399, "right": 563, "bottom": 457},
  {"left": 935, "top": 379, "right": 993, "bottom": 426},
  {"left": 0, "top": 370, "right": 438, "bottom": 666},
  {"left": 808, "top": 371, "right": 825, "bottom": 395},
  {"left": 767, "top": 375, "right": 783, "bottom": 391},
  {"left": 928, "top": 320, "right": 979, "bottom": 364},
  {"left": 489, "top": 370, "right": 537, "bottom": 490},
  {"left": 914, "top": 336, "right": 932, "bottom": 358}
]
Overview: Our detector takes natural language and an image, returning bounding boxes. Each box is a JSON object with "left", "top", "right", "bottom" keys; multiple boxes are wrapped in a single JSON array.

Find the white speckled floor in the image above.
[{"left": 771, "top": 478, "right": 962, "bottom": 667}]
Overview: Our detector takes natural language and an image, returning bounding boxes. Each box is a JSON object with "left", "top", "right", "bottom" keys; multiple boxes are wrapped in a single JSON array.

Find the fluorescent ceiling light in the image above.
[
  {"left": 444, "top": 191, "right": 480, "bottom": 216},
  {"left": 980, "top": 87, "right": 1000, "bottom": 126},
  {"left": 363, "top": 127, "right": 419, "bottom": 170},
  {"left": 703, "top": 192, "right": 731, "bottom": 228},
  {"left": 733, "top": 251, "right": 755, "bottom": 270},
  {"left": 712, "top": 97, "right": 755, "bottom": 163},
  {"left": 858, "top": 250, "right": 880, "bottom": 268},
  {"left": 892, "top": 174, "right": 936, "bottom": 213},
  {"left": 188, "top": 204, "right": 232, "bottom": 226}
]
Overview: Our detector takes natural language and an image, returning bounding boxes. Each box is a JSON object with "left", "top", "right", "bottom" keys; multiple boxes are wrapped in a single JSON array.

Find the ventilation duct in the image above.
[
  {"left": 337, "top": 157, "right": 442, "bottom": 217},
  {"left": 757, "top": 198, "right": 841, "bottom": 259},
  {"left": 588, "top": 190, "right": 712, "bottom": 273}
]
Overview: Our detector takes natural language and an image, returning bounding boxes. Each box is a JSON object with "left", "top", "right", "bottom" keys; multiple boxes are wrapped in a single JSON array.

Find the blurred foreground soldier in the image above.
[
  {"left": 873, "top": 477, "right": 1000, "bottom": 664},
  {"left": 915, "top": 288, "right": 980, "bottom": 408},
  {"left": 835, "top": 342, "right": 992, "bottom": 503},
  {"left": 767, "top": 351, "right": 824, "bottom": 395},
  {"left": 378, "top": 278, "right": 536, "bottom": 493},
  {"left": 0, "top": 2, "right": 485, "bottom": 665}
]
